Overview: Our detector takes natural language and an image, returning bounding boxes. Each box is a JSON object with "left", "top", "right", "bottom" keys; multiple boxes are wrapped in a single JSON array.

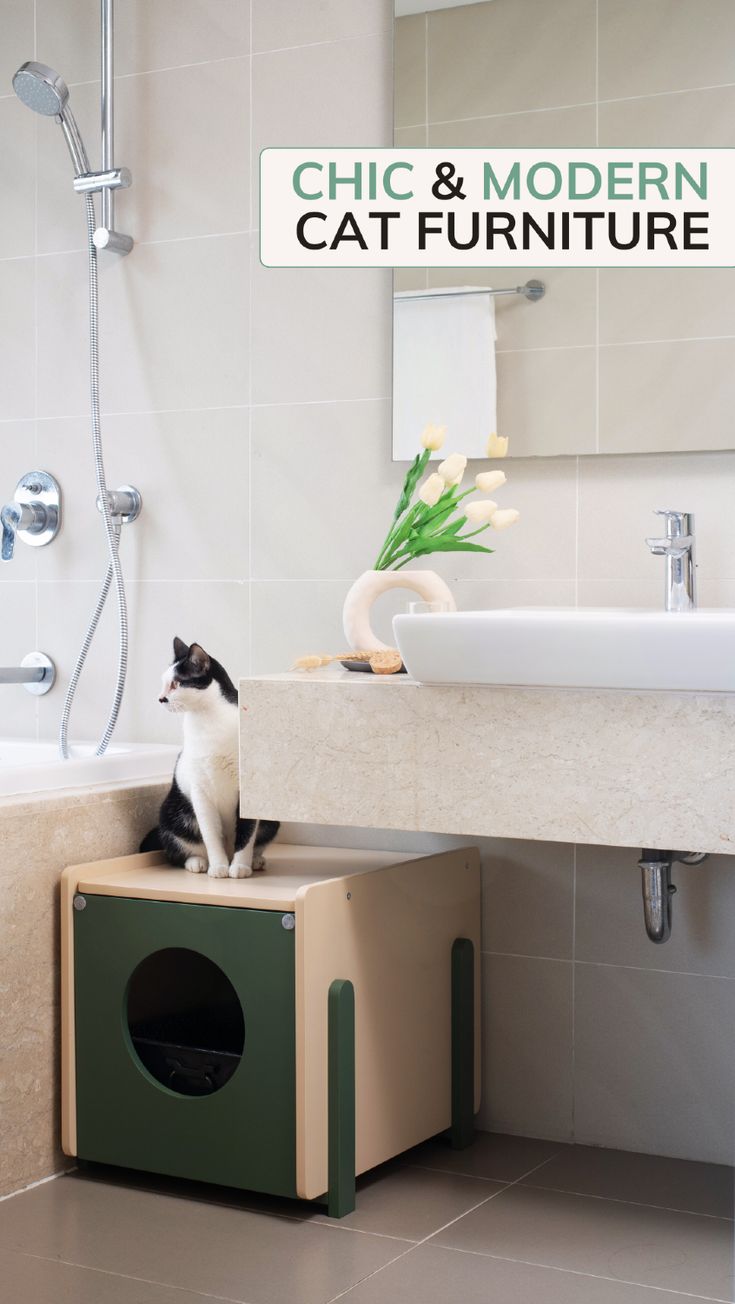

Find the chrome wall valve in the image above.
[{"left": 1, "top": 471, "right": 61, "bottom": 561}]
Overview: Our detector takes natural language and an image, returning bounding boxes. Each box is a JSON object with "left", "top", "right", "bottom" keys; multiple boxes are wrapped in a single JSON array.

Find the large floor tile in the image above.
[
  {"left": 0, "top": 1176, "right": 410, "bottom": 1304},
  {"left": 337, "top": 1241, "right": 714, "bottom": 1304},
  {"left": 574, "top": 965, "right": 735, "bottom": 1166},
  {"left": 522, "top": 1143, "right": 735, "bottom": 1220},
  {"left": 0, "top": 1246, "right": 210, "bottom": 1304},
  {"left": 312, "top": 1164, "right": 501, "bottom": 1241},
  {"left": 433, "top": 1184, "right": 735, "bottom": 1298},
  {"left": 402, "top": 1131, "right": 562, "bottom": 1184}
]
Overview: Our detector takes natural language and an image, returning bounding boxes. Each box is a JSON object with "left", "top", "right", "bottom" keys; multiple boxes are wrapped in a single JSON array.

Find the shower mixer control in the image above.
[{"left": 1, "top": 471, "right": 61, "bottom": 562}]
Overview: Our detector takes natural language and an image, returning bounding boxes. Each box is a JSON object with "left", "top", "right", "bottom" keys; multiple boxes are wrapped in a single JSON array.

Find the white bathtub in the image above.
[{"left": 0, "top": 739, "right": 178, "bottom": 798}]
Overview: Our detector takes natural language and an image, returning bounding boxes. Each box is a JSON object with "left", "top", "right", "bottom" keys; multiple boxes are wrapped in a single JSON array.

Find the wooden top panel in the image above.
[{"left": 73, "top": 844, "right": 416, "bottom": 911}]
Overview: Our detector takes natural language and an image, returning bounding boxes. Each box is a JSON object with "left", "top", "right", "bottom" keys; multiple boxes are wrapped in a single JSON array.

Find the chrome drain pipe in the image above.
[{"left": 638, "top": 850, "right": 707, "bottom": 943}]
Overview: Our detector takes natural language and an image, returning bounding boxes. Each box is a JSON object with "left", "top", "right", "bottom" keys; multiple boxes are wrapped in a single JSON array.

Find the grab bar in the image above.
[{"left": 0, "top": 653, "right": 56, "bottom": 695}]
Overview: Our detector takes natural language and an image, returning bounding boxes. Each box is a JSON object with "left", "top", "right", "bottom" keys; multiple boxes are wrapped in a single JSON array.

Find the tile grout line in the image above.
[
  {"left": 481, "top": 949, "right": 735, "bottom": 982},
  {"left": 0, "top": 1167, "right": 72, "bottom": 1203},
  {"left": 518, "top": 1181, "right": 735, "bottom": 1222},
  {"left": 323, "top": 1154, "right": 560, "bottom": 1303},
  {"left": 2, "top": 1247, "right": 257, "bottom": 1304},
  {"left": 427, "top": 1242, "right": 734, "bottom": 1304}
]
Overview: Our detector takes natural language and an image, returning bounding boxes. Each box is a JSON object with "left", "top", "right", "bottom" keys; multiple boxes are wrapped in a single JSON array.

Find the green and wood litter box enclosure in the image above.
[{"left": 61, "top": 844, "right": 480, "bottom": 1216}]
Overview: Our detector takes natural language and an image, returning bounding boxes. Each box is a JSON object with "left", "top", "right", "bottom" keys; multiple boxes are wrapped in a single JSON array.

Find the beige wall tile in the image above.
[
  {"left": 0, "top": 582, "right": 38, "bottom": 738},
  {"left": 37, "top": 581, "right": 249, "bottom": 744},
  {"left": 428, "top": 0, "right": 595, "bottom": 121},
  {"left": 35, "top": 0, "right": 250, "bottom": 83},
  {"left": 598, "top": 0, "right": 735, "bottom": 101},
  {"left": 576, "top": 844, "right": 735, "bottom": 979},
  {"left": 578, "top": 450, "right": 735, "bottom": 582},
  {"left": 478, "top": 953, "right": 574, "bottom": 1139},
  {"left": 252, "top": 32, "right": 392, "bottom": 211},
  {"left": 452, "top": 578, "right": 577, "bottom": 609},
  {"left": 0, "top": 0, "right": 35, "bottom": 90},
  {"left": 252, "top": 259, "right": 392, "bottom": 404},
  {"left": 574, "top": 964, "right": 735, "bottom": 1163},
  {"left": 599, "top": 84, "right": 735, "bottom": 148},
  {"left": 37, "top": 235, "right": 249, "bottom": 417},
  {"left": 429, "top": 105, "right": 597, "bottom": 149},
  {"left": 37, "top": 63, "right": 251, "bottom": 255},
  {"left": 417, "top": 455, "right": 578, "bottom": 584},
  {"left": 0, "top": 97, "right": 35, "bottom": 259},
  {"left": 250, "top": 580, "right": 351, "bottom": 674},
  {"left": 497, "top": 347, "right": 596, "bottom": 457},
  {"left": 599, "top": 339, "right": 735, "bottom": 455},
  {"left": 251, "top": 399, "right": 396, "bottom": 580},
  {"left": 0, "top": 422, "right": 40, "bottom": 583},
  {"left": 254, "top": 0, "right": 392, "bottom": 53},
  {"left": 0, "top": 258, "right": 35, "bottom": 420},
  {"left": 394, "top": 14, "right": 426, "bottom": 129},
  {"left": 394, "top": 124, "right": 426, "bottom": 148},
  {"left": 599, "top": 269, "right": 735, "bottom": 346},
  {"left": 481, "top": 839, "right": 575, "bottom": 960},
  {"left": 36, "top": 409, "right": 249, "bottom": 585},
  {"left": 429, "top": 267, "right": 597, "bottom": 352},
  {"left": 577, "top": 578, "right": 662, "bottom": 609}
]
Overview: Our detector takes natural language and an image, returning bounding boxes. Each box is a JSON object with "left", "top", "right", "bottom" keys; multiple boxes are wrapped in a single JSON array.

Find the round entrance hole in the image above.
[{"left": 126, "top": 947, "right": 245, "bottom": 1097}]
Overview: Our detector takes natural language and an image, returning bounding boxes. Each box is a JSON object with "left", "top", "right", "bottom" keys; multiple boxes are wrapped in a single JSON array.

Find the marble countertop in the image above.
[{"left": 238, "top": 670, "right": 735, "bottom": 854}]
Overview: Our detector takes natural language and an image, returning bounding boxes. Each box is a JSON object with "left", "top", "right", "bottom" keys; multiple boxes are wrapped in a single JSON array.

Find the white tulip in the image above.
[
  {"left": 465, "top": 499, "right": 498, "bottom": 525},
  {"left": 490, "top": 508, "right": 520, "bottom": 530},
  {"left": 418, "top": 472, "right": 445, "bottom": 507},
  {"left": 487, "top": 432, "right": 509, "bottom": 459},
  {"left": 475, "top": 470, "right": 507, "bottom": 493},
  {"left": 437, "top": 453, "right": 467, "bottom": 486},
  {"left": 421, "top": 423, "right": 446, "bottom": 452}
]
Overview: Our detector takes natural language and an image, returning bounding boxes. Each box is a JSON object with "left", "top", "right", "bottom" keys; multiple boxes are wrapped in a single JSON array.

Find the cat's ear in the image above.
[
  {"left": 173, "top": 636, "right": 189, "bottom": 663},
  {"left": 188, "top": 643, "right": 210, "bottom": 674}
]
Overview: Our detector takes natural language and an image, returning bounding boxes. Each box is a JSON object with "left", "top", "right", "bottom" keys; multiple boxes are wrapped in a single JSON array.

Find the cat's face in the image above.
[{"left": 159, "top": 637, "right": 216, "bottom": 713}]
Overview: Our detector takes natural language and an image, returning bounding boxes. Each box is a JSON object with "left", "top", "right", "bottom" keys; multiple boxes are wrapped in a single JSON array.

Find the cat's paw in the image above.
[
  {"left": 185, "top": 855, "right": 208, "bottom": 874},
  {"left": 252, "top": 852, "right": 266, "bottom": 872},
  {"left": 228, "top": 856, "right": 253, "bottom": 879},
  {"left": 207, "top": 861, "right": 229, "bottom": 879}
]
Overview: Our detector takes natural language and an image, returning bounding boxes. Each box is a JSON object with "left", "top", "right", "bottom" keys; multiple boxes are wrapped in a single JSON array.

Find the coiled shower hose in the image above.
[{"left": 58, "top": 193, "right": 129, "bottom": 758}]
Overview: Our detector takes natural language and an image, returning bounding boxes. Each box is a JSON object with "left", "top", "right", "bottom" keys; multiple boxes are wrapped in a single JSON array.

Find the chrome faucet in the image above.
[
  {"left": 1, "top": 471, "right": 61, "bottom": 561},
  {"left": 645, "top": 509, "right": 696, "bottom": 612}
]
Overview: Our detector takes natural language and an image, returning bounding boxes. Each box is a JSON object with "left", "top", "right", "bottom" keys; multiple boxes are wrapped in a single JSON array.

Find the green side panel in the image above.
[
  {"left": 327, "top": 978, "right": 355, "bottom": 1218},
  {"left": 451, "top": 937, "right": 475, "bottom": 1151},
  {"left": 74, "top": 895, "right": 296, "bottom": 1197}
]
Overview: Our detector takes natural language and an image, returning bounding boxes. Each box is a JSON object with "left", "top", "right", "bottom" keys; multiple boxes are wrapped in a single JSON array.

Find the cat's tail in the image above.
[{"left": 139, "top": 827, "right": 162, "bottom": 853}]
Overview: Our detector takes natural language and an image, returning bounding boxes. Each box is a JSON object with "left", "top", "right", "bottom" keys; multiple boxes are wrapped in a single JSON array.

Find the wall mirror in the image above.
[{"left": 392, "top": 0, "right": 735, "bottom": 459}]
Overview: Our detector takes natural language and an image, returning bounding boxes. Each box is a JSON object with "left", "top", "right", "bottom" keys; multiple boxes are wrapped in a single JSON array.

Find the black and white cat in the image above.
[{"left": 140, "top": 638, "right": 279, "bottom": 878}]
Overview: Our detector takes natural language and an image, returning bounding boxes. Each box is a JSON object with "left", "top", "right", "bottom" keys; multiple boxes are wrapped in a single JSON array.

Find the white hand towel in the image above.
[{"left": 393, "top": 287, "right": 497, "bottom": 459}]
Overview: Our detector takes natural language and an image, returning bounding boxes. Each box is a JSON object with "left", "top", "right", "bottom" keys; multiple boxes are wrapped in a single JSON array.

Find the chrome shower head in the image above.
[
  {"left": 12, "top": 60, "right": 90, "bottom": 176},
  {"left": 12, "top": 61, "right": 69, "bottom": 115}
]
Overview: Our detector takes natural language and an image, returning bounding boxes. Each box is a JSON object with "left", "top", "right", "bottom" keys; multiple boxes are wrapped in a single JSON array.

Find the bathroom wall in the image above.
[{"left": 1, "top": 0, "right": 734, "bottom": 1165}]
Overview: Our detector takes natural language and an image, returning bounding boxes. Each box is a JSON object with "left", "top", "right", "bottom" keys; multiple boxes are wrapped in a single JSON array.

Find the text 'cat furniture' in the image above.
[{"left": 61, "top": 844, "right": 480, "bottom": 1215}]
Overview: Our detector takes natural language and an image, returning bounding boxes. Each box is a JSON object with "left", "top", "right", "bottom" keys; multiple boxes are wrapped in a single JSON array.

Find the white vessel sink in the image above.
[{"left": 392, "top": 607, "right": 735, "bottom": 692}]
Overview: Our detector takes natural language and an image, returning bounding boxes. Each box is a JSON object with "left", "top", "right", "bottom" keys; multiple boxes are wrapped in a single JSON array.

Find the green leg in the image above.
[
  {"left": 327, "top": 978, "right": 355, "bottom": 1217},
  {"left": 451, "top": 937, "right": 475, "bottom": 1150}
]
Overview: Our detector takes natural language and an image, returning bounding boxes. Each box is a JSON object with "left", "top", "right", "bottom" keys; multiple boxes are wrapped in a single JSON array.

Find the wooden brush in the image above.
[{"left": 293, "top": 649, "right": 403, "bottom": 675}]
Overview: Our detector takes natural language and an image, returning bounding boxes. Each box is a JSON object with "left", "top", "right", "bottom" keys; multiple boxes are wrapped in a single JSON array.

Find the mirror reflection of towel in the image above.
[{"left": 393, "top": 288, "right": 497, "bottom": 460}]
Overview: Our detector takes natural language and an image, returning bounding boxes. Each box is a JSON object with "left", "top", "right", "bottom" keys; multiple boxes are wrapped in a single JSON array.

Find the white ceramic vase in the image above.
[{"left": 342, "top": 568, "right": 456, "bottom": 653}]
